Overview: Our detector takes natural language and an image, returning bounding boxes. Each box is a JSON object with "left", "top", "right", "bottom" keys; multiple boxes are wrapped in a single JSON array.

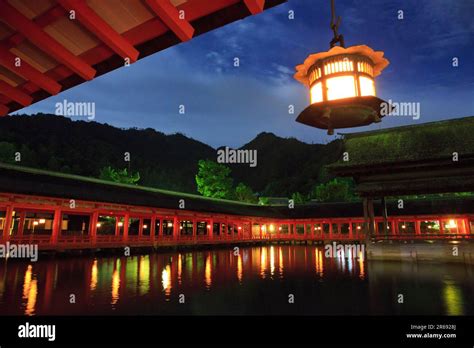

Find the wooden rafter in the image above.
[
  {"left": 0, "top": 43, "right": 62, "bottom": 95},
  {"left": 145, "top": 0, "right": 195, "bottom": 42},
  {"left": 57, "top": 0, "right": 139, "bottom": 62},
  {"left": 0, "top": 1, "right": 96, "bottom": 81},
  {"left": 0, "top": 80, "right": 33, "bottom": 106},
  {"left": 243, "top": 0, "right": 265, "bottom": 14}
]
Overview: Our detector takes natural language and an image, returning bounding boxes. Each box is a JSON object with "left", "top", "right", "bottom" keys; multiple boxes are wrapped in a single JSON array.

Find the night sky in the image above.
[{"left": 19, "top": 0, "right": 474, "bottom": 148}]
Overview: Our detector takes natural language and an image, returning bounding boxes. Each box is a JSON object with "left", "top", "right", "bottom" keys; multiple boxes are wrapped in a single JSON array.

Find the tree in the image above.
[
  {"left": 0, "top": 142, "right": 16, "bottom": 164},
  {"left": 311, "top": 178, "right": 356, "bottom": 202},
  {"left": 99, "top": 166, "right": 140, "bottom": 185},
  {"left": 235, "top": 182, "right": 257, "bottom": 203},
  {"left": 195, "top": 160, "right": 233, "bottom": 199},
  {"left": 291, "top": 192, "right": 306, "bottom": 204}
]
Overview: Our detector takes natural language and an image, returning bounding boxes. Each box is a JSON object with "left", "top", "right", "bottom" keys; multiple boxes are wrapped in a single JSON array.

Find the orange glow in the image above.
[
  {"left": 111, "top": 267, "right": 120, "bottom": 305},
  {"left": 162, "top": 265, "right": 171, "bottom": 295},
  {"left": 205, "top": 255, "right": 212, "bottom": 288},
  {"left": 310, "top": 82, "right": 323, "bottom": 103},
  {"left": 326, "top": 76, "right": 356, "bottom": 100},
  {"left": 22, "top": 265, "right": 37, "bottom": 316},
  {"left": 90, "top": 259, "right": 98, "bottom": 291},
  {"left": 260, "top": 247, "right": 267, "bottom": 278},
  {"left": 237, "top": 254, "right": 243, "bottom": 282},
  {"left": 270, "top": 246, "right": 275, "bottom": 276},
  {"left": 359, "top": 76, "right": 376, "bottom": 96}
]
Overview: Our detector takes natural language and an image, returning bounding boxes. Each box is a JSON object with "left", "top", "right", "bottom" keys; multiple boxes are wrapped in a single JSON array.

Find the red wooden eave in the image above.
[
  {"left": 145, "top": 0, "right": 195, "bottom": 42},
  {"left": 57, "top": 0, "right": 140, "bottom": 62},
  {"left": 0, "top": 1, "right": 96, "bottom": 81}
]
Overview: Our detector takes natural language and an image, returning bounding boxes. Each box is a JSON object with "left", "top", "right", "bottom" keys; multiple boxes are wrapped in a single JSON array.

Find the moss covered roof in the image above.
[{"left": 331, "top": 116, "right": 474, "bottom": 168}]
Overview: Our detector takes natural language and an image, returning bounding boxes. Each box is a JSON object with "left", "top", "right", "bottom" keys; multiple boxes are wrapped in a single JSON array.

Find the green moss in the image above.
[{"left": 333, "top": 116, "right": 474, "bottom": 166}]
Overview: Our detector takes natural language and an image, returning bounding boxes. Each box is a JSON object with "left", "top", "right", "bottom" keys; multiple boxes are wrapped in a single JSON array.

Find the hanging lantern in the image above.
[{"left": 294, "top": 0, "right": 390, "bottom": 135}]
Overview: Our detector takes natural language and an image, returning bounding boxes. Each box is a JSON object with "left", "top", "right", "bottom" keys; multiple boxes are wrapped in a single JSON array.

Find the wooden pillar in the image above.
[
  {"left": 367, "top": 198, "right": 376, "bottom": 241},
  {"left": 415, "top": 219, "right": 421, "bottom": 236},
  {"left": 123, "top": 213, "right": 129, "bottom": 242},
  {"left": 348, "top": 220, "right": 353, "bottom": 240},
  {"left": 382, "top": 196, "right": 388, "bottom": 237},
  {"left": 90, "top": 211, "right": 98, "bottom": 245},
  {"left": 17, "top": 211, "right": 26, "bottom": 237},
  {"left": 209, "top": 218, "right": 214, "bottom": 240},
  {"left": 173, "top": 216, "right": 179, "bottom": 241},
  {"left": 329, "top": 220, "right": 333, "bottom": 239},
  {"left": 51, "top": 208, "right": 61, "bottom": 245},
  {"left": 138, "top": 217, "right": 143, "bottom": 237},
  {"left": 2, "top": 205, "right": 13, "bottom": 240},
  {"left": 150, "top": 216, "right": 156, "bottom": 241},
  {"left": 193, "top": 219, "right": 197, "bottom": 241}
]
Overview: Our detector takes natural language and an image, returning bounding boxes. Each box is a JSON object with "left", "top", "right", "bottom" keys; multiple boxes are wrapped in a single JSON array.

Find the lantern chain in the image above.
[{"left": 329, "top": 0, "right": 345, "bottom": 48}]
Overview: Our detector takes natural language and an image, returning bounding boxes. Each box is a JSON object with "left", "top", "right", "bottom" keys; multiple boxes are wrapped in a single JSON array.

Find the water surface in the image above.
[{"left": 0, "top": 245, "right": 472, "bottom": 315}]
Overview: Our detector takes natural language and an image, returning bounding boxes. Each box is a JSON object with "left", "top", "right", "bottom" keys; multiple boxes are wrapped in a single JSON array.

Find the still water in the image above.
[{"left": 0, "top": 245, "right": 472, "bottom": 315}]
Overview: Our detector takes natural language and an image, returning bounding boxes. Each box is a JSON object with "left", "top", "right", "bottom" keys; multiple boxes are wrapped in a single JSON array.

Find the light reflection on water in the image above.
[{"left": 0, "top": 245, "right": 472, "bottom": 316}]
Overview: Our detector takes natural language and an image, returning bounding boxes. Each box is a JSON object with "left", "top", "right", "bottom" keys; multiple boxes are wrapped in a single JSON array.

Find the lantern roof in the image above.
[{"left": 294, "top": 45, "right": 390, "bottom": 87}]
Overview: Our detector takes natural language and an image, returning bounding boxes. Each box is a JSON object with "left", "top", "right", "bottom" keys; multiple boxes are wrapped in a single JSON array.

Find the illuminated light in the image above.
[
  {"left": 117, "top": 222, "right": 123, "bottom": 227},
  {"left": 111, "top": 263, "right": 120, "bottom": 305},
  {"left": 237, "top": 254, "right": 243, "bottom": 282},
  {"left": 180, "top": 226, "right": 183, "bottom": 230},
  {"left": 161, "top": 265, "right": 171, "bottom": 295},
  {"left": 238, "top": 226, "right": 242, "bottom": 230},
  {"left": 326, "top": 75, "right": 356, "bottom": 101},
  {"left": 143, "top": 224, "right": 148, "bottom": 229},
  {"left": 278, "top": 226, "right": 282, "bottom": 231},
  {"left": 38, "top": 219, "right": 46, "bottom": 224},
  {"left": 269, "top": 224, "right": 275, "bottom": 232},
  {"left": 310, "top": 82, "right": 323, "bottom": 103},
  {"left": 446, "top": 219, "right": 457, "bottom": 228},
  {"left": 206, "top": 224, "right": 211, "bottom": 229},
  {"left": 22, "top": 265, "right": 37, "bottom": 316},
  {"left": 205, "top": 255, "right": 212, "bottom": 288},
  {"left": 270, "top": 246, "right": 275, "bottom": 276},
  {"left": 96, "top": 222, "right": 102, "bottom": 228},
  {"left": 167, "top": 222, "right": 173, "bottom": 227},
  {"left": 359, "top": 76, "right": 376, "bottom": 96},
  {"left": 402, "top": 225, "right": 406, "bottom": 229},
  {"left": 32, "top": 221, "right": 39, "bottom": 226},
  {"left": 357, "top": 226, "right": 361, "bottom": 230},
  {"left": 90, "top": 260, "right": 98, "bottom": 291}
]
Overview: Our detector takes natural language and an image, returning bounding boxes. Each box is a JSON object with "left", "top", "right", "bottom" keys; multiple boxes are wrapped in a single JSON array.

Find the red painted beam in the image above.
[
  {"left": 0, "top": 1, "right": 96, "bottom": 81},
  {"left": 2, "top": 5, "right": 66, "bottom": 50},
  {"left": 0, "top": 104, "right": 8, "bottom": 116},
  {"left": 243, "top": 0, "right": 265, "bottom": 14},
  {"left": 145, "top": 0, "right": 195, "bottom": 42},
  {"left": 0, "top": 80, "right": 32, "bottom": 106},
  {"left": 57, "top": 0, "right": 139, "bottom": 62},
  {"left": 0, "top": 43, "right": 61, "bottom": 95}
]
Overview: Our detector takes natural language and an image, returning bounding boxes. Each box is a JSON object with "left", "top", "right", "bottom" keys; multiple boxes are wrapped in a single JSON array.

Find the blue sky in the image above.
[{"left": 20, "top": 0, "right": 474, "bottom": 148}]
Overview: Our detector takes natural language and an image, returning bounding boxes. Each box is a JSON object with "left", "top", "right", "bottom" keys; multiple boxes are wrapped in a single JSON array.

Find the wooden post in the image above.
[
  {"left": 209, "top": 218, "right": 214, "bottom": 241},
  {"left": 150, "top": 216, "right": 156, "bottom": 241},
  {"left": 173, "top": 216, "right": 179, "bottom": 241},
  {"left": 123, "top": 213, "right": 129, "bottom": 243},
  {"left": 363, "top": 197, "right": 369, "bottom": 242},
  {"left": 382, "top": 196, "right": 388, "bottom": 238},
  {"left": 90, "top": 211, "right": 98, "bottom": 245},
  {"left": 2, "top": 205, "right": 13, "bottom": 240},
  {"left": 51, "top": 208, "right": 61, "bottom": 245},
  {"left": 367, "top": 198, "right": 376, "bottom": 241}
]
